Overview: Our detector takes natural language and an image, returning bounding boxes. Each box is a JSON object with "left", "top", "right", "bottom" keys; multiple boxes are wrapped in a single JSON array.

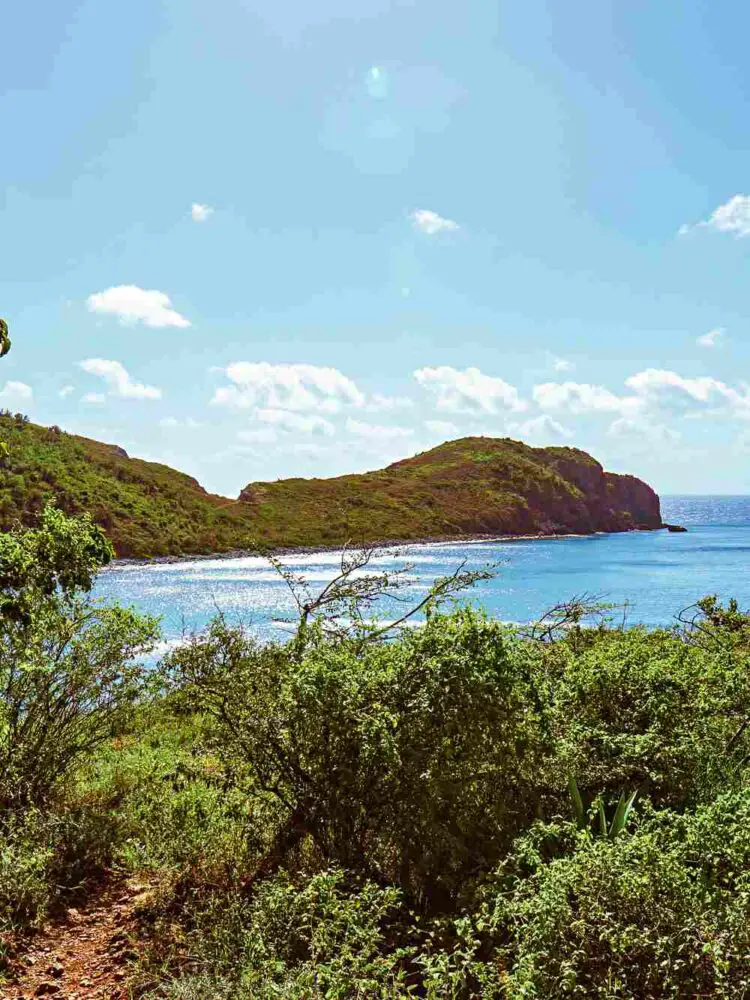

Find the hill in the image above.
[{"left": 0, "top": 413, "right": 662, "bottom": 557}]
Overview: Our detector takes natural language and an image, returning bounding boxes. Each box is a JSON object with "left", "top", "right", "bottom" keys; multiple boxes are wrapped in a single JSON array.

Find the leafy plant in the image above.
[
  {"left": 568, "top": 775, "right": 638, "bottom": 840},
  {"left": 0, "top": 504, "right": 158, "bottom": 812}
]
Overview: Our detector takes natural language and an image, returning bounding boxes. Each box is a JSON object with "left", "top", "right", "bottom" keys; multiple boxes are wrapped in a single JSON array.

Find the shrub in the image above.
[
  {"left": 0, "top": 505, "right": 159, "bottom": 812},
  {"left": 152, "top": 869, "right": 414, "bottom": 999},
  {"left": 166, "top": 608, "right": 547, "bottom": 909},
  {"left": 476, "top": 794, "right": 750, "bottom": 999},
  {"left": 545, "top": 627, "right": 750, "bottom": 810}
]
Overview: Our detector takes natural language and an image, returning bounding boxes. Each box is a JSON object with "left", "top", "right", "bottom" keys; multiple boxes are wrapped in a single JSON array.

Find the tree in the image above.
[{"left": 0, "top": 504, "right": 159, "bottom": 812}]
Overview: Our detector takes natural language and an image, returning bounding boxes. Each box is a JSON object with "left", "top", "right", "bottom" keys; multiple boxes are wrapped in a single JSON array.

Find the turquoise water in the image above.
[{"left": 92, "top": 496, "right": 750, "bottom": 648}]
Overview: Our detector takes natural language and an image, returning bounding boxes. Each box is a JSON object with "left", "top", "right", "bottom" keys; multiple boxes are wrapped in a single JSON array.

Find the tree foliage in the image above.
[{"left": 0, "top": 504, "right": 158, "bottom": 813}]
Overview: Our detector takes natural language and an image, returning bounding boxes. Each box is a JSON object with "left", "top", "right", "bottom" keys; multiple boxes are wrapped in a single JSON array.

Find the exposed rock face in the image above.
[{"left": 534, "top": 450, "right": 661, "bottom": 534}]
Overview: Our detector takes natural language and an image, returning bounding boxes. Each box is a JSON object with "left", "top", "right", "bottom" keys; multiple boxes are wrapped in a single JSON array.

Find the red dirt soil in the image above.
[{"left": 1, "top": 878, "right": 151, "bottom": 1000}]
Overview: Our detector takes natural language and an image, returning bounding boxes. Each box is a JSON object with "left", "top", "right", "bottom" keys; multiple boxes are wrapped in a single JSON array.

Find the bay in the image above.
[{"left": 92, "top": 495, "right": 750, "bottom": 648}]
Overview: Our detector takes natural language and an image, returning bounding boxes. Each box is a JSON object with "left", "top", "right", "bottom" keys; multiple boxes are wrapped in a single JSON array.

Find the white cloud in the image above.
[
  {"left": 0, "top": 381, "right": 33, "bottom": 405},
  {"left": 508, "top": 414, "right": 572, "bottom": 442},
  {"left": 410, "top": 209, "right": 459, "bottom": 235},
  {"left": 86, "top": 285, "right": 191, "bottom": 329},
  {"left": 696, "top": 328, "right": 724, "bottom": 348},
  {"left": 533, "top": 381, "right": 636, "bottom": 415},
  {"left": 608, "top": 417, "right": 681, "bottom": 446},
  {"left": 366, "top": 393, "right": 414, "bottom": 412},
  {"left": 345, "top": 418, "right": 414, "bottom": 440},
  {"left": 160, "top": 416, "right": 202, "bottom": 429},
  {"left": 256, "top": 408, "right": 335, "bottom": 436},
  {"left": 212, "top": 362, "right": 365, "bottom": 412},
  {"left": 59, "top": 384, "right": 74, "bottom": 399},
  {"left": 535, "top": 369, "right": 750, "bottom": 427},
  {"left": 624, "top": 368, "right": 745, "bottom": 411},
  {"left": 191, "top": 203, "right": 214, "bottom": 222},
  {"left": 682, "top": 194, "right": 750, "bottom": 238},
  {"left": 415, "top": 366, "right": 526, "bottom": 414},
  {"left": 79, "top": 358, "right": 162, "bottom": 400},
  {"left": 550, "top": 355, "right": 573, "bottom": 373},
  {"left": 82, "top": 392, "right": 106, "bottom": 404},
  {"left": 424, "top": 419, "right": 459, "bottom": 437}
]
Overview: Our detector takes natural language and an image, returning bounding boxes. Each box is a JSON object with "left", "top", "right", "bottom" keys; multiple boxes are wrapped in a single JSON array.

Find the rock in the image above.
[
  {"left": 65, "top": 907, "right": 82, "bottom": 924},
  {"left": 34, "top": 984, "right": 61, "bottom": 997},
  {"left": 664, "top": 523, "right": 688, "bottom": 533},
  {"left": 45, "top": 963, "right": 64, "bottom": 978}
]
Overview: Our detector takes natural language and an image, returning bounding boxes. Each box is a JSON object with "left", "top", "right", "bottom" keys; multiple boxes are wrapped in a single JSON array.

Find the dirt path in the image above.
[{"left": 1, "top": 878, "right": 151, "bottom": 1000}]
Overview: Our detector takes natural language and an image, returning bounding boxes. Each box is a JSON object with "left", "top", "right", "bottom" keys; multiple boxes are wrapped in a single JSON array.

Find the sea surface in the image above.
[{"left": 93, "top": 496, "right": 750, "bottom": 650}]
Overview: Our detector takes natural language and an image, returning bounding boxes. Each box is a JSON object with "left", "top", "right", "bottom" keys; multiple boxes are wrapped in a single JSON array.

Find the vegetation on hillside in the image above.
[
  {"left": 0, "top": 416, "right": 660, "bottom": 557},
  {"left": 2, "top": 506, "right": 750, "bottom": 998}
]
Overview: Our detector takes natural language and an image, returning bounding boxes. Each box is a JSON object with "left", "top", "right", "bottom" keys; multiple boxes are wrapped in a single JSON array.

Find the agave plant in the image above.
[{"left": 568, "top": 775, "right": 638, "bottom": 841}]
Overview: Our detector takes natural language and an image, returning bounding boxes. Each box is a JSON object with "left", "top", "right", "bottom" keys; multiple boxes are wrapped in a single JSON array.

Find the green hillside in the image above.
[{"left": 0, "top": 413, "right": 662, "bottom": 558}]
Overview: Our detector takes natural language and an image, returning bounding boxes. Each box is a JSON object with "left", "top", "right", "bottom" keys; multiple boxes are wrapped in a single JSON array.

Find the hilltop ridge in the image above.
[{"left": 0, "top": 414, "right": 661, "bottom": 558}]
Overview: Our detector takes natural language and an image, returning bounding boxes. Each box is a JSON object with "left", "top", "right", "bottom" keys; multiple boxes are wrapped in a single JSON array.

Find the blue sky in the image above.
[{"left": 3, "top": 0, "right": 750, "bottom": 495}]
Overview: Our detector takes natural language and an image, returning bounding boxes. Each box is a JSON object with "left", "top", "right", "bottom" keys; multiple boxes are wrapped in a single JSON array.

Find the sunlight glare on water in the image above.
[{"left": 92, "top": 496, "right": 750, "bottom": 648}]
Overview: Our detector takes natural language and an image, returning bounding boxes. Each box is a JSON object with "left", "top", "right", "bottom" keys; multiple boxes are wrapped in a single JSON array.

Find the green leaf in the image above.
[
  {"left": 609, "top": 789, "right": 638, "bottom": 840},
  {"left": 568, "top": 774, "right": 586, "bottom": 830}
]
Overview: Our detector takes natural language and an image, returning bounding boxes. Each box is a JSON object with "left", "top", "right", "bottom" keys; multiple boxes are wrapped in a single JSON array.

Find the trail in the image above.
[{"left": 2, "top": 878, "right": 151, "bottom": 1000}]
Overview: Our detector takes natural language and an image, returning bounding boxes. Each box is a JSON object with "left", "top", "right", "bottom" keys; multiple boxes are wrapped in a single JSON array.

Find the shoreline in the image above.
[{"left": 108, "top": 524, "right": 668, "bottom": 569}]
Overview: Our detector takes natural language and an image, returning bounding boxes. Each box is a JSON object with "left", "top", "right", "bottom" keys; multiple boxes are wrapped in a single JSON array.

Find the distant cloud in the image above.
[
  {"left": 191, "top": 203, "right": 214, "bottom": 223},
  {"left": 160, "top": 416, "right": 202, "bottom": 429},
  {"left": 59, "top": 385, "right": 74, "bottom": 399},
  {"left": 79, "top": 358, "right": 162, "bottom": 400},
  {"left": 535, "top": 369, "right": 750, "bottom": 424},
  {"left": 680, "top": 194, "right": 750, "bottom": 238},
  {"left": 696, "top": 328, "right": 724, "bottom": 348},
  {"left": 410, "top": 209, "right": 459, "bottom": 235},
  {"left": 256, "top": 408, "right": 335, "bottom": 436},
  {"left": 366, "top": 393, "right": 414, "bottom": 412},
  {"left": 609, "top": 417, "right": 681, "bottom": 446},
  {"left": 508, "top": 414, "right": 572, "bottom": 442},
  {"left": 624, "top": 368, "right": 750, "bottom": 415},
  {"left": 424, "top": 419, "right": 459, "bottom": 437},
  {"left": 87, "top": 285, "right": 191, "bottom": 329},
  {"left": 549, "top": 355, "right": 573, "bottom": 373},
  {"left": 82, "top": 392, "right": 106, "bottom": 404},
  {"left": 0, "top": 381, "right": 32, "bottom": 405},
  {"left": 212, "top": 362, "right": 365, "bottom": 413},
  {"left": 533, "top": 381, "right": 634, "bottom": 415},
  {"left": 415, "top": 366, "right": 526, "bottom": 414},
  {"left": 345, "top": 419, "right": 413, "bottom": 440}
]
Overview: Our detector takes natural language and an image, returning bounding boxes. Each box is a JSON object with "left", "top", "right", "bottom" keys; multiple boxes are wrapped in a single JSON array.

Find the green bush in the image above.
[
  {"left": 166, "top": 608, "right": 547, "bottom": 908},
  {"left": 479, "top": 795, "right": 750, "bottom": 999},
  {"left": 544, "top": 626, "right": 750, "bottom": 811},
  {"left": 153, "top": 869, "right": 413, "bottom": 999},
  {"left": 0, "top": 504, "right": 158, "bottom": 812}
]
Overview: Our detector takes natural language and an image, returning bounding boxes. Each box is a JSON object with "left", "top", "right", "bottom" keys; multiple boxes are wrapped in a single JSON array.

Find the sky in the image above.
[{"left": 3, "top": 0, "right": 750, "bottom": 496}]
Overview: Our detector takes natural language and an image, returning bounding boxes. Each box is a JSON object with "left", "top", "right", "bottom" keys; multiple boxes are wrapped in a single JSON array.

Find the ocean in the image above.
[{"left": 92, "top": 495, "right": 750, "bottom": 648}]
